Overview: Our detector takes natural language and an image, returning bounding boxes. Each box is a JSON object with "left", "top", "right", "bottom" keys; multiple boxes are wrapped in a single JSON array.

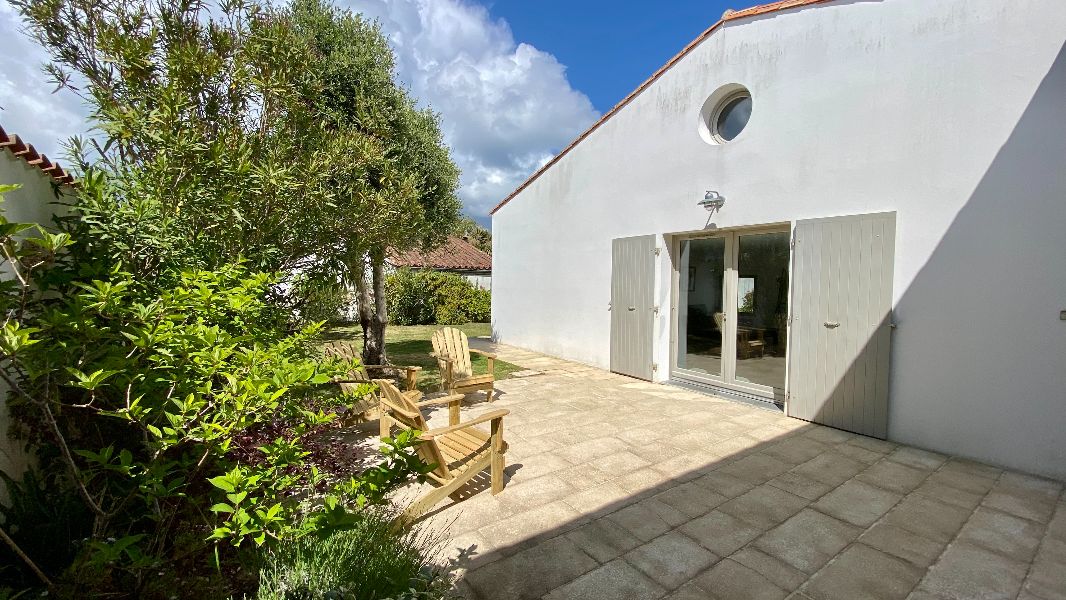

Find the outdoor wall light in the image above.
[{"left": 699, "top": 190, "right": 726, "bottom": 211}]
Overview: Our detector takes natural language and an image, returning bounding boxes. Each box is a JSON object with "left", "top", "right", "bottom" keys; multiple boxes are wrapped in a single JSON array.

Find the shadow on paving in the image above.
[{"left": 399, "top": 375, "right": 1063, "bottom": 600}]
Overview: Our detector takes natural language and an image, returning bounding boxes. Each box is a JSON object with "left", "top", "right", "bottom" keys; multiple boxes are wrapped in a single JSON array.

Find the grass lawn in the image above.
[{"left": 322, "top": 323, "right": 524, "bottom": 392}]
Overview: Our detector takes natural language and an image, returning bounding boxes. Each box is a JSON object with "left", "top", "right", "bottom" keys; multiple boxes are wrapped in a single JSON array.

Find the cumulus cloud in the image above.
[
  {"left": 342, "top": 0, "right": 599, "bottom": 220},
  {"left": 0, "top": 0, "right": 598, "bottom": 220},
  {"left": 0, "top": 2, "right": 90, "bottom": 162}
]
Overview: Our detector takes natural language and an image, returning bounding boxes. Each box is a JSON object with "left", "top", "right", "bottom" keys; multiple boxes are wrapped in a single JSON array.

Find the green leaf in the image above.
[{"left": 207, "top": 475, "right": 236, "bottom": 493}]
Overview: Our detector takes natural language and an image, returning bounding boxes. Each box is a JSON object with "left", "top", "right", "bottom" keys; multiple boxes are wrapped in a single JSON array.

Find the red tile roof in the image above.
[
  {"left": 388, "top": 236, "right": 492, "bottom": 271},
  {"left": 0, "top": 124, "right": 76, "bottom": 186},
  {"left": 489, "top": 0, "right": 833, "bottom": 216}
]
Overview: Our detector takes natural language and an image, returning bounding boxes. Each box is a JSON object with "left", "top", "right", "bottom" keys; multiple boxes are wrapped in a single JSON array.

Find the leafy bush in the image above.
[
  {"left": 386, "top": 269, "right": 491, "bottom": 326},
  {"left": 386, "top": 269, "right": 437, "bottom": 326},
  {"left": 255, "top": 510, "right": 456, "bottom": 600},
  {"left": 0, "top": 186, "right": 431, "bottom": 597}
]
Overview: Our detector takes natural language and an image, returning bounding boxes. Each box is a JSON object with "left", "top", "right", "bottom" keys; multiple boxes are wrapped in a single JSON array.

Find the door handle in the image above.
[
  {"left": 824, "top": 321, "right": 840, "bottom": 328},
  {"left": 628, "top": 306, "right": 637, "bottom": 311}
]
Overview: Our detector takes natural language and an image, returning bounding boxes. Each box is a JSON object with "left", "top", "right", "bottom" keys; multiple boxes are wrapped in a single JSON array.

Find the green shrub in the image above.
[
  {"left": 386, "top": 269, "right": 490, "bottom": 326},
  {"left": 0, "top": 187, "right": 433, "bottom": 596},
  {"left": 386, "top": 268, "right": 437, "bottom": 326},
  {"left": 255, "top": 510, "right": 456, "bottom": 600}
]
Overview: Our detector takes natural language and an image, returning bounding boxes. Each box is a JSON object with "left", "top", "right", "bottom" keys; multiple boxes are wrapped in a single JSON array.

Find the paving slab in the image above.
[
  {"left": 813, "top": 479, "right": 903, "bottom": 527},
  {"left": 917, "top": 541, "right": 1028, "bottom": 600},
  {"left": 754, "top": 508, "right": 862, "bottom": 574},
  {"left": 623, "top": 531, "right": 718, "bottom": 590},
  {"left": 802, "top": 543, "right": 924, "bottom": 600},
  {"left": 563, "top": 517, "right": 644, "bottom": 563},
  {"left": 1024, "top": 536, "right": 1066, "bottom": 600},
  {"left": 462, "top": 536, "right": 599, "bottom": 600},
  {"left": 956, "top": 506, "right": 1045, "bottom": 562},
  {"left": 542, "top": 558, "right": 666, "bottom": 600},
  {"left": 717, "top": 483, "right": 810, "bottom": 530},
  {"left": 694, "top": 558, "right": 789, "bottom": 600},
  {"left": 857, "top": 523, "right": 947, "bottom": 569},
  {"left": 680, "top": 508, "right": 764, "bottom": 556}
]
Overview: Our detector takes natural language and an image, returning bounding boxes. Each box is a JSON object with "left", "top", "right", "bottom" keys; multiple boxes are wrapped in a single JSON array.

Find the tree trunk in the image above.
[
  {"left": 362, "top": 249, "right": 388, "bottom": 366},
  {"left": 353, "top": 256, "right": 374, "bottom": 362}
]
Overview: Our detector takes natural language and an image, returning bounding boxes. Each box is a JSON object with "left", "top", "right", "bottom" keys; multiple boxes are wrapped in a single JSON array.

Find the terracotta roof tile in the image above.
[
  {"left": 0, "top": 124, "right": 76, "bottom": 186},
  {"left": 388, "top": 236, "right": 492, "bottom": 271},
  {"left": 489, "top": 0, "right": 832, "bottom": 216}
]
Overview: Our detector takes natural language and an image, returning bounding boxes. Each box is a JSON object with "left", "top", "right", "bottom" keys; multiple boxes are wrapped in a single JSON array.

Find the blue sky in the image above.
[
  {"left": 1, "top": 0, "right": 740, "bottom": 223},
  {"left": 484, "top": 1, "right": 736, "bottom": 114}
]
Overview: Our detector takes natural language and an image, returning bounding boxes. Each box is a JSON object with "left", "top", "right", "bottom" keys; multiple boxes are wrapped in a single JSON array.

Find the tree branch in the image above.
[
  {"left": 0, "top": 369, "right": 107, "bottom": 517},
  {"left": 0, "top": 524, "right": 55, "bottom": 592}
]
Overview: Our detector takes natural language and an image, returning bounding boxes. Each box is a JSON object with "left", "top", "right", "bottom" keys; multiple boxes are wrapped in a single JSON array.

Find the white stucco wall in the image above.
[
  {"left": 0, "top": 150, "right": 71, "bottom": 503},
  {"left": 492, "top": 0, "right": 1066, "bottom": 479}
]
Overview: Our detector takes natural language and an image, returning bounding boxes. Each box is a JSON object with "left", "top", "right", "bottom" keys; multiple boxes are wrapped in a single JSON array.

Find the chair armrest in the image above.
[
  {"left": 415, "top": 393, "right": 465, "bottom": 408},
  {"left": 468, "top": 348, "right": 497, "bottom": 359},
  {"left": 364, "top": 364, "right": 423, "bottom": 391},
  {"left": 430, "top": 354, "right": 455, "bottom": 363},
  {"left": 362, "top": 364, "right": 423, "bottom": 373},
  {"left": 423, "top": 409, "right": 509, "bottom": 438}
]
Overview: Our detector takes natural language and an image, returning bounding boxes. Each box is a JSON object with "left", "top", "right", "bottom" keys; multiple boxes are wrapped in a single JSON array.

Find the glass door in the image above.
[
  {"left": 675, "top": 228, "right": 791, "bottom": 399},
  {"left": 677, "top": 237, "right": 728, "bottom": 378}
]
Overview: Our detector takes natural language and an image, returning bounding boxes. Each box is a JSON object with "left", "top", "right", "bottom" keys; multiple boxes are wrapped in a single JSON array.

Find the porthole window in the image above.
[
  {"left": 698, "top": 85, "right": 753, "bottom": 145},
  {"left": 713, "top": 92, "right": 752, "bottom": 142}
]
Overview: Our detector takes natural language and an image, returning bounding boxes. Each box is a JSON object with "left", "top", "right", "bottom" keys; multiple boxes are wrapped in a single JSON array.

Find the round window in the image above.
[{"left": 713, "top": 92, "right": 752, "bottom": 142}]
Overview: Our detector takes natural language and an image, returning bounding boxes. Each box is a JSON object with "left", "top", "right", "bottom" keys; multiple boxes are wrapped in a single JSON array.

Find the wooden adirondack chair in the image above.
[
  {"left": 376, "top": 379, "right": 508, "bottom": 524},
  {"left": 323, "top": 340, "right": 422, "bottom": 393},
  {"left": 430, "top": 327, "right": 496, "bottom": 402},
  {"left": 323, "top": 341, "right": 422, "bottom": 421}
]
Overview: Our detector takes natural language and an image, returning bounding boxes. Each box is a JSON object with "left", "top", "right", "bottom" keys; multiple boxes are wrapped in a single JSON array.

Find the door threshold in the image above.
[{"left": 668, "top": 379, "right": 784, "bottom": 413}]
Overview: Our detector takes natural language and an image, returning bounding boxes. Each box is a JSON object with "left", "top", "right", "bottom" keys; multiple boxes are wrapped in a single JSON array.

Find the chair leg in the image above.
[
  {"left": 395, "top": 455, "right": 491, "bottom": 529},
  {"left": 448, "top": 399, "right": 460, "bottom": 426},
  {"left": 379, "top": 409, "right": 391, "bottom": 439},
  {"left": 490, "top": 417, "right": 505, "bottom": 494},
  {"left": 487, "top": 382, "right": 495, "bottom": 403}
]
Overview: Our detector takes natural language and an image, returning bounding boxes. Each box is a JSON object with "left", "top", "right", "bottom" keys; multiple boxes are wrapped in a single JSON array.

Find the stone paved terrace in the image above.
[{"left": 396, "top": 341, "right": 1066, "bottom": 600}]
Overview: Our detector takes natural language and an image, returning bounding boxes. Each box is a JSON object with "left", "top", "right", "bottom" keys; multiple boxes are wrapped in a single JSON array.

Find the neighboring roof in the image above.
[
  {"left": 490, "top": 0, "right": 833, "bottom": 216},
  {"left": 387, "top": 236, "right": 492, "bottom": 271},
  {"left": 0, "top": 124, "right": 76, "bottom": 186}
]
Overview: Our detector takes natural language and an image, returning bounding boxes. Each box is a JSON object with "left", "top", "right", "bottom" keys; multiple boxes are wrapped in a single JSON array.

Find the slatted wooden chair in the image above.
[
  {"left": 430, "top": 327, "right": 496, "bottom": 402},
  {"left": 323, "top": 340, "right": 422, "bottom": 393},
  {"left": 376, "top": 379, "right": 508, "bottom": 525},
  {"left": 323, "top": 341, "right": 422, "bottom": 421}
]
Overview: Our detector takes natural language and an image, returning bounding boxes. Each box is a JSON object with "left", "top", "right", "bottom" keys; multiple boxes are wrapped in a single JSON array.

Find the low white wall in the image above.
[
  {"left": 493, "top": 0, "right": 1066, "bottom": 479},
  {"left": 0, "top": 150, "right": 70, "bottom": 503},
  {"left": 463, "top": 273, "right": 492, "bottom": 291}
]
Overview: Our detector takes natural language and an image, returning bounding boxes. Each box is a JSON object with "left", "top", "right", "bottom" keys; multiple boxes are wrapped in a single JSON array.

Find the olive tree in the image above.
[{"left": 288, "top": 0, "right": 461, "bottom": 364}]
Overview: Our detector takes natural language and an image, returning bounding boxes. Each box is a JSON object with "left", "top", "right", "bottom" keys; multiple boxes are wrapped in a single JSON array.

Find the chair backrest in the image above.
[
  {"left": 431, "top": 327, "right": 473, "bottom": 380},
  {"left": 375, "top": 379, "right": 451, "bottom": 480},
  {"left": 713, "top": 312, "right": 725, "bottom": 332},
  {"left": 323, "top": 341, "right": 370, "bottom": 394}
]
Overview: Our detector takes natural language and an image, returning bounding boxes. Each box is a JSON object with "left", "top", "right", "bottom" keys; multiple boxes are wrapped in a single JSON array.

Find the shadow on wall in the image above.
[{"left": 806, "top": 40, "right": 1066, "bottom": 480}]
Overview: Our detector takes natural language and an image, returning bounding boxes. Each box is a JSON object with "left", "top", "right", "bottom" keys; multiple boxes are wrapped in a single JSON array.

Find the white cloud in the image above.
[
  {"left": 342, "top": 0, "right": 599, "bottom": 220},
  {"left": 0, "top": 2, "right": 90, "bottom": 163},
  {"left": 0, "top": 0, "right": 599, "bottom": 220}
]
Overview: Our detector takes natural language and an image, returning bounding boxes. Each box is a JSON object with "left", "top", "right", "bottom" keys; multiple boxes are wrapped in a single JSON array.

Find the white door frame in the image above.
[{"left": 669, "top": 223, "right": 791, "bottom": 403}]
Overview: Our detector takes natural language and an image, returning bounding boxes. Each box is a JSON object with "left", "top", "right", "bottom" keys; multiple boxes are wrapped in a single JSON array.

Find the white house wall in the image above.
[
  {"left": 0, "top": 152, "right": 70, "bottom": 503},
  {"left": 492, "top": 0, "right": 1066, "bottom": 479}
]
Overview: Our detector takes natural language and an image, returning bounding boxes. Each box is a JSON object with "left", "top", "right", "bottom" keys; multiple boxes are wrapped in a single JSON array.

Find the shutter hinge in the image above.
[
  {"left": 654, "top": 247, "right": 662, "bottom": 256},
  {"left": 652, "top": 363, "right": 659, "bottom": 372},
  {"left": 653, "top": 305, "right": 660, "bottom": 315},
  {"left": 790, "top": 237, "right": 797, "bottom": 249}
]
